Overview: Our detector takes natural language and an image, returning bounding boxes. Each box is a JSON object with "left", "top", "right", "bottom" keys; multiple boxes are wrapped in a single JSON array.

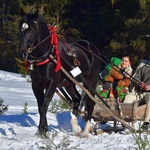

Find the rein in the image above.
[
  {"left": 29, "top": 34, "right": 51, "bottom": 52},
  {"left": 75, "top": 42, "right": 146, "bottom": 90}
]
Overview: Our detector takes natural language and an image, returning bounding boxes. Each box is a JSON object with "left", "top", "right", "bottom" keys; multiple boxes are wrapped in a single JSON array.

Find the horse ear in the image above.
[
  {"left": 20, "top": 8, "right": 26, "bottom": 17},
  {"left": 34, "top": 9, "right": 39, "bottom": 20}
]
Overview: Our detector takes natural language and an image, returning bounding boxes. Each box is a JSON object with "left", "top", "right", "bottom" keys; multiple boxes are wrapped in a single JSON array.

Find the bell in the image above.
[{"left": 28, "top": 63, "right": 34, "bottom": 70}]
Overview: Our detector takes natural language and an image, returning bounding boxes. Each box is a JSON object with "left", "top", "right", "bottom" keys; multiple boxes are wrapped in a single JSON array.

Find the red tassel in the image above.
[
  {"left": 25, "top": 61, "right": 29, "bottom": 70},
  {"left": 48, "top": 26, "right": 61, "bottom": 72}
]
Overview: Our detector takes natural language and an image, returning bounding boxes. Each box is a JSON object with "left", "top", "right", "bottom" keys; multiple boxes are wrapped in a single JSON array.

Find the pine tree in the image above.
[{"left": 0, "top": 97, "right": 8, "bottom": 115}]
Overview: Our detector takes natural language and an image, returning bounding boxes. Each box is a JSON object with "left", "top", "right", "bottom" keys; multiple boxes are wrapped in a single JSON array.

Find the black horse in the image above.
[{"left": 18, "top": 9, "right": 101, "bottom": 137}]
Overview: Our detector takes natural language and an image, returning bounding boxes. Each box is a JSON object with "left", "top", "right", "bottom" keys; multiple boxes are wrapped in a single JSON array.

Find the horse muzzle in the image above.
[{"left": 18, "top": 50, "right": 28, "bottom": 59}]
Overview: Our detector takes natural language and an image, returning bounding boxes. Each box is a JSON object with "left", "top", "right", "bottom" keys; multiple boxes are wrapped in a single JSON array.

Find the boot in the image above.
[{"left": 141, "top": 122, "right": 149, "bottom": 132}]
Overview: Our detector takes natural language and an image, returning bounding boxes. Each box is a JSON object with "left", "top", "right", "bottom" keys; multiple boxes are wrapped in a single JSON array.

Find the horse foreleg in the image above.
[
  {"left": 31, "top": 82, "right": 47, "bottom": 136},
  {"left": 34, "top": 94, "right": 49, "bottom": 137},
  {"left": 38, "top": 82, "right": 58, "bottom": 136},
  {"left": 32, "top": 80, "right": 58, "bottom": 137}
]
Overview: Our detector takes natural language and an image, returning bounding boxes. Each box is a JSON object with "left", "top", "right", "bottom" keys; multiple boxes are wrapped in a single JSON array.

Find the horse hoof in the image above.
[
  {"left": 35, "top": 130, "right": 49, "bottom": 139},
  {"left": 80, "top": 132, "right": 89, "bottom": 138},
  {"left": 84, "top": 120, "right": 91, "bottom": 133},
  {"left": 72, "top": 125, "right": 82, "bottom": 137}
]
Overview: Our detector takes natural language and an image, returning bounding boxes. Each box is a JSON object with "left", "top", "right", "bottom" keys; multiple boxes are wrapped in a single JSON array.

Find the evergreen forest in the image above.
[{"left": 0, "top": 0, "right": 150, "bottom": 72}]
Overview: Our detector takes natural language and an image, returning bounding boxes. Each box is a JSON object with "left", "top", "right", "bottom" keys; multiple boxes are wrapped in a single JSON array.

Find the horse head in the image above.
[{"left": 18, "top": 9, "right": 51, "bottom": 61}]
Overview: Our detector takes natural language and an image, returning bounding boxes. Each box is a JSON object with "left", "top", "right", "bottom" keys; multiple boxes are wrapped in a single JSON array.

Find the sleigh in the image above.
[
  {"left": 51, "top": 54, "right": 144, "bottom": 134},
  {"left": 56, "top": 86, "right": 146, "bottom": 133},
  {"left": 60, "top": 91, "right": 147, "bottom": 133},
  {"left": 54, "top": 67, "right": 147, "bottom": 134}
]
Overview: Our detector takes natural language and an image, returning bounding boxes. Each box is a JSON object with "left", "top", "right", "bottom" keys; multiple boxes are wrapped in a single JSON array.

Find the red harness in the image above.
[
  {"left": 26, "top": 26, "right": 61, "bottom": 72},
  {"left": 48, "top": 25, "right": 61, "bottom": 72}
]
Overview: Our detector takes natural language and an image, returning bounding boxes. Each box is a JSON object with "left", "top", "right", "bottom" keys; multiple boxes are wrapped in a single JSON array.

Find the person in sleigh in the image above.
[
  {"left": 100, "top": 55, "right": 133, "bottom": 102},
  {"left": 124, "top": 54, "right": 150, "bottom": 131}
]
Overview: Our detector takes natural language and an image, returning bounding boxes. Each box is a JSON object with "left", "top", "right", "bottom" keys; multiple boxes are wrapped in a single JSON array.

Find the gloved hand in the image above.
[
  {"left": 118, "top": 78, "right": 130, "bottom": 87},
  {"left": 111, "top": 66, "right": 124, "bottom": 80},
  {"left": 138, "top": 82, "right": 145, "bottom": 89},
  {"left": 144, "top": 85, "right": 150, "bottom": 91}
]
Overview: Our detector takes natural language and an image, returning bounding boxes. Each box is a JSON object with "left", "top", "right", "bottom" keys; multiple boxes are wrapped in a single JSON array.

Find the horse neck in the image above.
[
  {"left": 32, "top": 18, "right": 51, "bottom": 56},
  {"left": 37, "top": 18, "right": 50, "bottom": 41}
]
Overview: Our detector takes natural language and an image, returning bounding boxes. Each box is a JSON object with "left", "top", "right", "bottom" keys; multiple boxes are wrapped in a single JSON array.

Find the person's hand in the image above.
[
  {"left": 144, "top": 85, "right": 150, "bottom": 91},
  {"left": 138, "top": 82, "right": 145, "bottom": 88}
]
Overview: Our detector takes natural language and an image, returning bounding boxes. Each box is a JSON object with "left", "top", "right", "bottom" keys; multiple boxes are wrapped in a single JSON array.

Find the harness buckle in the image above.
[{"left": 28, "top": 48, "right": 32, "bottom": 53}]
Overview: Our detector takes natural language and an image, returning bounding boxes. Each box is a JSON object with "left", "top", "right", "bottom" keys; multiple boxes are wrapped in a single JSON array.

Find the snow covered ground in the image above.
[{"left": 0, "top": 70, "right": 149, "bottom": 150}]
